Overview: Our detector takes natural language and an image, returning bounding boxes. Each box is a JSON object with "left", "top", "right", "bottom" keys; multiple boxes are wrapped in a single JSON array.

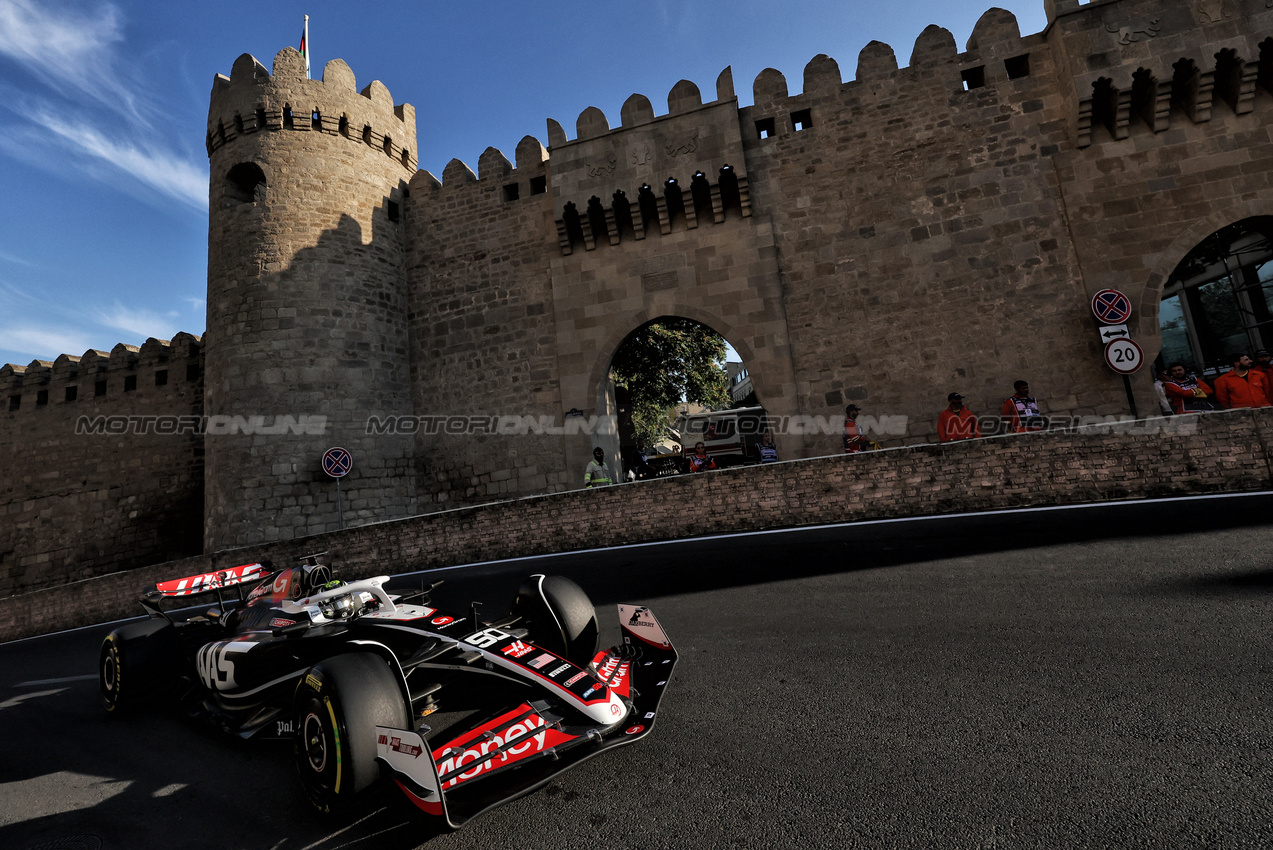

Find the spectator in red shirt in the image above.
[
  {"left": 938, "top": 393, "right": 981, "bottom": 442},
  {"left": 1213, "top": 353, "right": 1272, "bottom": 409},
  {"left": 843, "top": 405, "right": 867, "bottom": 453},
  {"left": 1162, "top": 363, "right": 1215, "bottom": 415}
]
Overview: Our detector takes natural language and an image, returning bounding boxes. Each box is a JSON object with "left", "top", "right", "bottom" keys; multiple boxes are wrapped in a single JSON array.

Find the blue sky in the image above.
[{"left": 0, "top": 0, "right": 1048, "bottom": 368}]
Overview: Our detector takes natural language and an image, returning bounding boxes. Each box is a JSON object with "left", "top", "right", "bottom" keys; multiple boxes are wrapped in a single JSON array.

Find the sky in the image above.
[{"left": 0, "top": 0, "right": 1049, "bottom": 369}]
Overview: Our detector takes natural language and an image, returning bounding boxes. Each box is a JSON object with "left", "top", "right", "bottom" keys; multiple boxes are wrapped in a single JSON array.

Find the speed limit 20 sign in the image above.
[{"left": 1103, "top": 338, "right": 1144, "bottom": 374}]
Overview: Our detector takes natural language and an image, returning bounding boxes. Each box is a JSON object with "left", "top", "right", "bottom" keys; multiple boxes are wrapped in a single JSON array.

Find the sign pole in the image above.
[
  {"left": 336, "top": 478, "right": 344, "bottom": 530},
  {"left": 322, "top": 447, "right": 352, "bottom": 531},
  {"left": 1122, "top": 374, "right": 1139, "bottom": 419}
]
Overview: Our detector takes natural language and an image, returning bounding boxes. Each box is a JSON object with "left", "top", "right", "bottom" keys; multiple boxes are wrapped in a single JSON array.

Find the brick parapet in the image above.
[{"left": 3, "top": 408, "right": 1268, "bottom": 643}]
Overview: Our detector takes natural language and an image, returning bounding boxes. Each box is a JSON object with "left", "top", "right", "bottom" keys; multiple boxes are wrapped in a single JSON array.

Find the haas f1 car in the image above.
[{"left": 98, "top": 558, "right": 676, "bottom": 827}]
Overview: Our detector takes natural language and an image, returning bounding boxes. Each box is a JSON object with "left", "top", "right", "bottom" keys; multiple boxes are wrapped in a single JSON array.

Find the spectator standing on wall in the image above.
[
  {"left": 583, "top": 447, "right": 615, "bottom": 487},
  {"left": 1253, "top": 349, "right": 1273, "bottom": 385},
  {"left": 938, "top": 393, "right": 981, "bottom": 442},
  {"left": 757, "top": 432, "right": 779, "bottom": 463},
  {"left": 1213, "top": 353, "right": 1272, "bottom": 409},
  {"left": 1153, "top": 367, "right": 1173, "bottom": 416},
  {"left": 843, "top": 405, "right": 867, "bottom": 453},
  {"left": 1000, "top": 380, "right": 1045, "bottom": 433},
  {"left": 688, "top": 442, "right": 717, "bottom": 472},
  {"left": 1162, "top": 363, "right": 1214, "bottom": 415}
]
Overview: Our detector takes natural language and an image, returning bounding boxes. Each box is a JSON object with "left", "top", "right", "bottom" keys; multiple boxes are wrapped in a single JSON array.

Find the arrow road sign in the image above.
[
  {"left": 1091, "top": 289, "right": 1133, "bottom": 324},
  {"left": 1099, "top": 324, "right": 1129, "bottom": 343},
  {"left": 1104, "top": 338, "right": 1144, "bottom": 374},
  {"left": 322, "top": 447, "right": 353, "bottom": 478}
]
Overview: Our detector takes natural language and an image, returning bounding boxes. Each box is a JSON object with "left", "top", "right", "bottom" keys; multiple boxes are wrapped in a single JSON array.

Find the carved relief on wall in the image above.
[
  {"left": 631, "top": 144, "right": 651, "bottom": 166},
  {"left": 1106, "top": 17, "right": 1162, "bottom": 45},
  {"left": 1193, "top": 0, "right": 1237, "bottom": 24},
  {"left": 586, "top": 154, "right": 617, "bottom": 178},
  {"left": 664, "top": 129, "right": 700, "bottom": 157}
]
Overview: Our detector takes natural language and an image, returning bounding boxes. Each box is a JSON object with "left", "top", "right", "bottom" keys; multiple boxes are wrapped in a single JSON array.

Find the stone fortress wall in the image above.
[
  {"left": 0, "top": 336, "right": 205, "bottom": 595},
  {"left": 1, "top": 0, "right": 1271, "bottom": 599}
]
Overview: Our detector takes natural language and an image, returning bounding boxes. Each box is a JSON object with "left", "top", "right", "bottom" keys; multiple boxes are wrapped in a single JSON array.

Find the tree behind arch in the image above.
[{"left": 610, "top": 318, "right": 731, "bottom": 449}]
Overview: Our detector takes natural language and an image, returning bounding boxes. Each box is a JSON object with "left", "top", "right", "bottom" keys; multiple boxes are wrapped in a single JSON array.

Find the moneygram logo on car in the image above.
[{"left": 432, "top": 708, "right": 576, "bottom": 789}]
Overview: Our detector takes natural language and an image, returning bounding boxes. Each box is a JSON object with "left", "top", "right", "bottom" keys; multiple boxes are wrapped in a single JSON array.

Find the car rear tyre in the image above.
[
  {"left": 99, "top": 619, "right": 180, "bottom": 715},
  {"left": 514, "top": 574, "right": 599, "bottom": 668},
  {"left": 293, "top": 652, "right": 409, "bottom": 813}
]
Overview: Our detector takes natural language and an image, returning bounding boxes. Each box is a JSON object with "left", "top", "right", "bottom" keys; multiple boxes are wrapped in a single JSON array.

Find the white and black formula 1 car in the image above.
[{"left": 97, "top": 556, "right": 676, "bottom": 827}]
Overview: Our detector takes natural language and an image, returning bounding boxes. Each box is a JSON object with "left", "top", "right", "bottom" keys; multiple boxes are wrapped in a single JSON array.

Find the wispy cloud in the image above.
[
  {"left": 0, "top": 0, "right": 207, "bottom": 211},
  {"left": 0, "top": 324, "right": 97, "bottom": 364},
  {"left": 0, "top": 0, "right": 141, "bottom": 119},
  {"left": 29, "top": 108, "right": 208, "bottom": 210},
  {"left": 96, "top": 302, "right": 184, "bottom": 341}
]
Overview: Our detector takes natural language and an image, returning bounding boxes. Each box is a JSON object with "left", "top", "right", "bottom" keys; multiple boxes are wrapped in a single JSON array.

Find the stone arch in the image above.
[
  {"left": 1140, "top": 199, "right": 1273, "bottom": 320},
  {"left": 1145, "top": 208, "right": 1273, "bottom": 368}
]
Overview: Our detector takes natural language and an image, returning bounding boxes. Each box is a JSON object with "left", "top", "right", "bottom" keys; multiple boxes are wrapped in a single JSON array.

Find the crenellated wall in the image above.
[
  {"left": 3, "top": 1, "right": 1273, "bottom": 602},
  {"left": 0, "top": 335, "right": 205, "bottom": 595}
]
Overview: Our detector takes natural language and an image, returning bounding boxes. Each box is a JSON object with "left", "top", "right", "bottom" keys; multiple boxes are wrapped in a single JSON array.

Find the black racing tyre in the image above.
[
  {"left": 293, "top": 652, "right": 409, "bottom": 813},
  {"left": 99, "top": 618, "right": 180, "bottom": 715},
  {"left": 513, "top": 574, "right": 599, "bottom": 668}
]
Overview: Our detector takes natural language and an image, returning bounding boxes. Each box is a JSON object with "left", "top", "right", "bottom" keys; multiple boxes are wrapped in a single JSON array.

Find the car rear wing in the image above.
[
  {"left": 139, "top": 562, "right": 270, "bottom": 616},
  {"left": 376, "top": 603, "right": 677, "bottom": 828}
]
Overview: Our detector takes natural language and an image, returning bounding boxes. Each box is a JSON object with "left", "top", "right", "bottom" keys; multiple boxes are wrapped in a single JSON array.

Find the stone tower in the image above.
[{"left": 204, "top": 48, "right": 418, "bottom": 551}]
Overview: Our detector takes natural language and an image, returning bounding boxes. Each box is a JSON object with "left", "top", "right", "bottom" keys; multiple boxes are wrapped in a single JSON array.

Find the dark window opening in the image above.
[
  {"left": 790, "top": 109, "right": 812, "bottom": 131},
  {"left": 124, "top": 375, "right": 137, "bottom": 392},
  {"left": 613, "top": 190, "right": 635, "bottom": 239},
  {"left": 65, "top": 386, "right": 77, "bottom": 402},
  {"left": 401, "top": 148, "right": 411, "bottom": 168},
  {"left": 586, "top": 196, "right": 607, "bottom": 240},
  {"left": 36, "top": 389, "right": 48, "bottom": 406},
  {"left": 503, "top": 182, "right": 520, "bottom": 202},
  {"left": 225, "top": 162, "right": 266, "bottom": 205},
  {"left": 233, "top": 114, "right": 244, "bottom": 135},
  {"left": 387, "top": 200, "right": 400, "bottom": 222},
  {"left": 690, "top": 172, "right": 713, "bottom": 220},
  {"left": 95, "top": 381, "right": 107, "bottom": 397},
  {"left": 256, "top": 107, "right": 267, "bottom": 130},
  {"left": 961, "top": 66, "right": 987, "bottom": 90},
  {"left": 186, "top": 364, "right": 200, "bottom": 382},
  {"left": 1260, "top": 39, "right": 1273, "bottom": 96},
  {"left": 362, "top": 125, "right": 373, "bottom": 145},
  {"left": 312, "top": 109, "right": 322, "bottom": 130},
  {"left": 383, "top": 135, "right": 393, "bottom": 156},
  {"left": 562, "top": 202, "right": 584, "bottom": 247},
  {"left": 1131, "top": 68, "right": 1158, "bottom": 130},
  {"left": 339, "top": 115, "right": 350, "bottom": 137},
  {"left": 1005, "top": 54, "right": 1031, "bottom": 79},
  {"left": 530, "top": 175, "right": 547, "bottom": 195},
  {"left": 1091, "top": 77, "right": 1119, "bottom": 138},
  {"left": 283, "top": 105, "right": 294, "bottom": 130},
  {"left": 755, "top": 117, "right": 776, "bottom": 139},
  {"left": 1214, "top": 48, "right": 1244, "bottom": 114},
  {"left": 664, "top": 178, "right": 685, "bottom": 227},
  {"left": 216, "top": 122, "right": 226, "bottom": 145},
  {"left": 1172, "top": 58, "right": 1201, "bottom": 120},
  {"left": 718, "top": 165, "right": 741, "bottom": 216},
  {"left": 7, "top": 396, "right": 17, "bottom": 411},
  {"left": 637, "top": 184, "right": 659, "bottom": 231},
  {"left": 155, "top": 370, "right": 168, "bottom": 387}
]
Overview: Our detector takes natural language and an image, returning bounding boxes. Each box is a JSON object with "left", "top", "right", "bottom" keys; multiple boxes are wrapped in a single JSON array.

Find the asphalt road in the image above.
[{"left": 3, "top": 493, "right": 1272, "bottom": 849}]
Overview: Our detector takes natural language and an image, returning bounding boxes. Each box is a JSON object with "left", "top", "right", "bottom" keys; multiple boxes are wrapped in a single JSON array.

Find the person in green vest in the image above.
[{"left": 583, "top": 447, "right": 615, "bottom": 487}]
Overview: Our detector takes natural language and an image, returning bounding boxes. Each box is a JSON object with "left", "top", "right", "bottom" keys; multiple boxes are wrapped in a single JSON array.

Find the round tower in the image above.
[{"left": 204, "top": 47, "right": 417, "bottom": 552}]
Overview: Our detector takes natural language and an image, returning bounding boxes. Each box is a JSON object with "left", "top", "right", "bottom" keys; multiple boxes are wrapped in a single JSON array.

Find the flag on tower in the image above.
[{"left": 299, "top": 16, "right": 310, "bottom": 78}]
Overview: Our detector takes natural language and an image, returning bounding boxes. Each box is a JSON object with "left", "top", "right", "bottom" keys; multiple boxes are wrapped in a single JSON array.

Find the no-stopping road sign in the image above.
[
  {"left": 1091, "top": 289, "right": 1133, "bottom": 324},
  {"left": 322, "top": 447, "right": 353, "bottom": 478}
]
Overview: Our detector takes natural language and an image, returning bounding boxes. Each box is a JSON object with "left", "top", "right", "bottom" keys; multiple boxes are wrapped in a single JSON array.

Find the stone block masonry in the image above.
[{"left": 2, "top": 408, "right": 1268, "bottom": 643}]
